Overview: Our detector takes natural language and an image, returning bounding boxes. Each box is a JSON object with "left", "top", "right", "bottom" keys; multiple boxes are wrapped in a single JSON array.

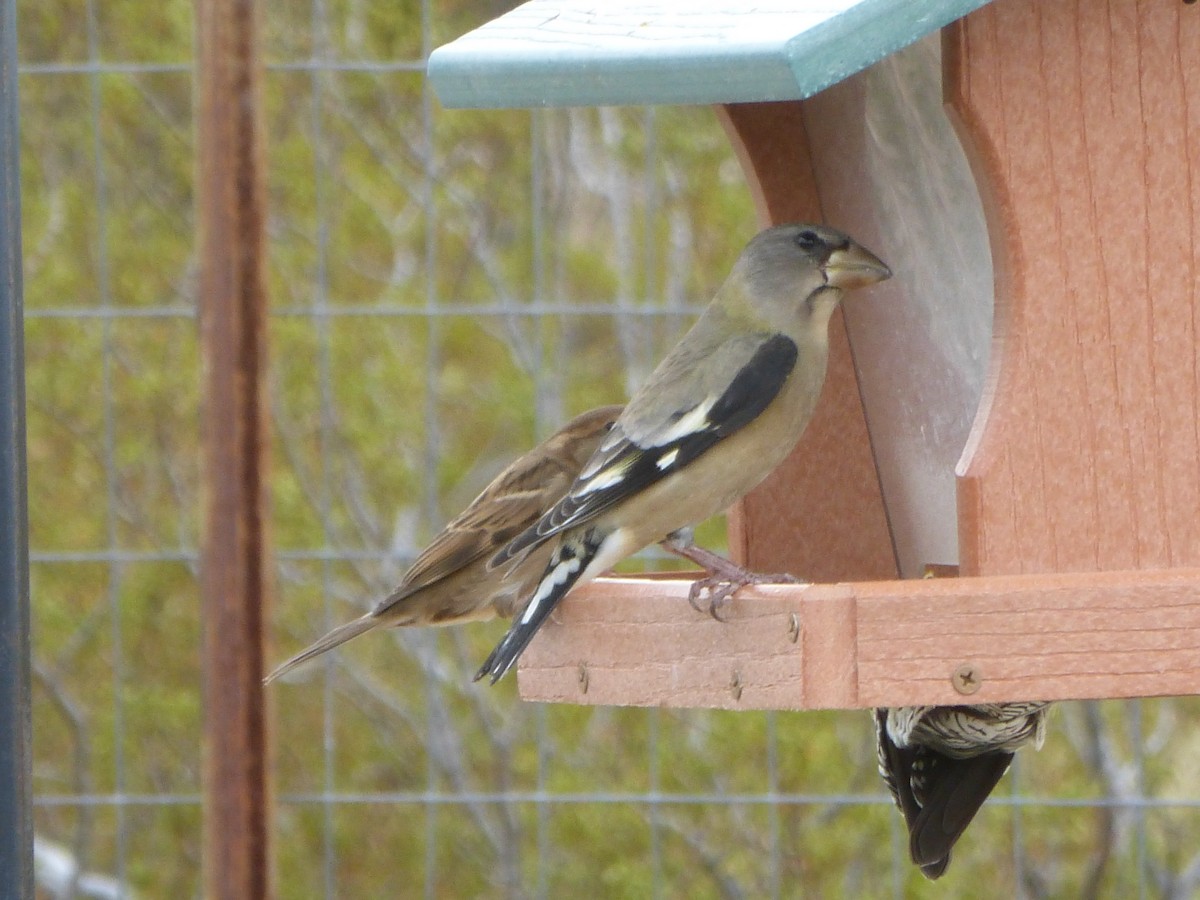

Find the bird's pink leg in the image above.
[{"left": 660, "top": 529, "right": 805, "bottom": 620}]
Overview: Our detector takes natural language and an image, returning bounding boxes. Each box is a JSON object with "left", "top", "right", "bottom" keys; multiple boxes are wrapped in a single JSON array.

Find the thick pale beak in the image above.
[{"left": 823, "top": 242, "right": 892, "bottom": 290}]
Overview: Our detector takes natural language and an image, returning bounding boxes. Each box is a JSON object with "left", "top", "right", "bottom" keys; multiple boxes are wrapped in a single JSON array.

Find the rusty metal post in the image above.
[
  {"left": 195, "top": 0, "right": 272, "bottom": 895},
  {"left": 0, "top": 0, "right": 33, "bottom": 894}
]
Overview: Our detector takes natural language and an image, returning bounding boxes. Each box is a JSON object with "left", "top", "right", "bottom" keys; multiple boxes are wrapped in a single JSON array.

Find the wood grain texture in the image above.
[
  {"left": 518, "top": 571, "right": 1200, "bottom": 709},
  {"left": 716, "top": 102, "right": 897, "bottom": 583},
  {"left": 196, "top": 0, "right": 272, "bottom": 895},
  {"left": 946, "top": 0, "right": 1200, "bottom": 576}
]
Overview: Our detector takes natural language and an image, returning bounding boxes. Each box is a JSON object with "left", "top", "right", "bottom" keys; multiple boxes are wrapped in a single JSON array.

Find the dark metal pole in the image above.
[
  {"left": 0, "top": 0, "right": 32, "bottom": 895},
  {"left": 196, "top": 0, "right": 273, "bottom": 896}
]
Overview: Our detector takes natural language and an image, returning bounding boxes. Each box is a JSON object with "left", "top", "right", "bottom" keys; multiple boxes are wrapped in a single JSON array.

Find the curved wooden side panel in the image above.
[
  {"left": 946, "top": 0, "right": 1200, "bottom": 576},
  {"left": 716, "top": 101, "right": 897, "bottom": 583}
]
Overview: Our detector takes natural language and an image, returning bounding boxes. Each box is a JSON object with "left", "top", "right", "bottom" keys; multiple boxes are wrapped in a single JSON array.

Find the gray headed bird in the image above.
[
  {"left": 477, "top": 223, "right": 891, "bottom": 683},
  {"left": 875, "top": 702, "right": 1050, "bottom": 879},
  {"left": 265, "top": 405, "right": 622, "bottom": 684}
]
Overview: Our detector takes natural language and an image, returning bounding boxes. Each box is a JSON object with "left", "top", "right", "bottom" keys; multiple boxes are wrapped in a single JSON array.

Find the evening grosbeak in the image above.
[
  {"left": 264, "top": 405, "right": 622, "bottom": 684},
  {"left": 477, "top": 223, "right": 891, "bottom": 683},
  {"left": 875, "top": 702, "right": 1050, "bottom": 879}
]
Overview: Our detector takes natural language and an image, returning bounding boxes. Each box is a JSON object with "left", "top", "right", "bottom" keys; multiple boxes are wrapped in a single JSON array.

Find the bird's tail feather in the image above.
[
  {"left": 476, "top": 533, "right": 598, "bottom": 684},
  {"left": 263, "top": 614, "right": 378, "bottom": 684}
]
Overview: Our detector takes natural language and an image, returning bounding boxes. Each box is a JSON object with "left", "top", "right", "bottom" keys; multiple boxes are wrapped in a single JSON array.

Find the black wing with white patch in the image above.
[
  {"left": 494, "top": 334, "right": 798, "bottom": 565},
  {"left": 475, "top": 528, "right": 603, "bottom": 683}
]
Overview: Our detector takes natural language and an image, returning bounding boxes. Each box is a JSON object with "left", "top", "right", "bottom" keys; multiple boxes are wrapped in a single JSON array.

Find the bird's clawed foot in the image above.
[
  {"left": 661, "top": 529, "right": 805, "bottom": 621},
  {"left": 686, "top": 568, "right": 804, "bottom": 620}
]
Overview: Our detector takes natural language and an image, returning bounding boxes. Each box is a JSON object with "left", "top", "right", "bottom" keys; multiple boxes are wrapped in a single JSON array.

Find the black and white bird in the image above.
[
  {"left": 265, "top": 406, "right": 622, "bottom": 683},
  {"left": 875, "top": 702, "right": 1050, "bottom": 879},
  {"left": 476, "top": 223, "right": 891, "bottom": 683}
]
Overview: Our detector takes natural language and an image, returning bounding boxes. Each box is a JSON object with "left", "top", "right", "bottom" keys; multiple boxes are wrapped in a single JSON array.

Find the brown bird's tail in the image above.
[{"left": 263, "top": 614, "right": 379, "bottom": 684}]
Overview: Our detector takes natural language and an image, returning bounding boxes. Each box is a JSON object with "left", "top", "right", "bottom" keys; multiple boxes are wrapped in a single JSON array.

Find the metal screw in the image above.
[
  {"left": 729, "top": 670, "right": 743, "bottom": 701},
  {"left": 787, "top": 613, "right": 801, "bottom": 643},
  {"left": 952, "top": 663, "right": 982, "bottom": 695},
  {"left": 577, "top": 663, "right": 589, "bottom": 695}
]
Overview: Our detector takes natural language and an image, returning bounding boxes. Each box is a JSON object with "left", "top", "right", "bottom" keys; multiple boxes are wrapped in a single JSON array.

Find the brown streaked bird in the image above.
[
  {"left": 875, "top": 702, "right": 1050, "bottom": 879},
  {"left": 264, "top": 405, "right": 622, "bottom": 684},
  {"left": 477, "top": 223, "right": 891, "bottom": 684}
]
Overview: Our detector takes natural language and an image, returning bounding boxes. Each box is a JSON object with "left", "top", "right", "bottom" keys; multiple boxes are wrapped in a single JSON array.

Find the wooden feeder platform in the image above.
[{"left": 519, "top": 569, "right": 1200, "bottom": 710}]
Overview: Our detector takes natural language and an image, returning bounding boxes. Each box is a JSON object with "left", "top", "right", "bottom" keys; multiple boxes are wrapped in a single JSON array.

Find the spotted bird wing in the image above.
[{"left": 377, "top": 449, "right": 576, "bottom": 611}]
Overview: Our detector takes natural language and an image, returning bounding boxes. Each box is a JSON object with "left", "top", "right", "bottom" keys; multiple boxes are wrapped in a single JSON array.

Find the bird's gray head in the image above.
[{"left": 733, "top": 223, "right": 891, "bottom": 331}]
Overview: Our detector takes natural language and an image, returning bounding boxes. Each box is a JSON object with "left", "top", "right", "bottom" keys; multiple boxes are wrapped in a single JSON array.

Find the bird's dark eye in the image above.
[{"left": 794, "top": 229, "right": 821, "bottom": 251}]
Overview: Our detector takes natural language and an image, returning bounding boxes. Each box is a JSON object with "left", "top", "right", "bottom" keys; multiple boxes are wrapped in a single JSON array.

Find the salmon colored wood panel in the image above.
[
  {"left": 518, "top": 570, "right": 1200, "bottom": 710},
  {"left": 946, "top": 0, "right": 1200, "bottom": 577},
  {"left": 716, "top": 102, "right": 897, "bottom": 583}
]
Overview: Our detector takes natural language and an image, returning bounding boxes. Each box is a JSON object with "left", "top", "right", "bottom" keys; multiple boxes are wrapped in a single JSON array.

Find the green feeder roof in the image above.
[{"left": 429, "top": 0, "right": 993, "bottom": 109}]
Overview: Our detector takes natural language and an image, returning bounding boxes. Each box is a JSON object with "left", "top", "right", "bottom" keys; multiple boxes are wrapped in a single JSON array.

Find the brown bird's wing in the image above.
[
  {"left": 379, "top": 451, "right": 579, "bottom": 609},
  {"left": 383, "top": 405, "right": 622, "bottom": 605},
  {"left": 265, "top": 406, "right": 621, "bottom": 684}
]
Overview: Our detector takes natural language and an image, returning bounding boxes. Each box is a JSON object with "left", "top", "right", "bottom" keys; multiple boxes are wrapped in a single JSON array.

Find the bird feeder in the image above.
[{"left": 428, "top": 0, "right": 1200, "bottom": 711}]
